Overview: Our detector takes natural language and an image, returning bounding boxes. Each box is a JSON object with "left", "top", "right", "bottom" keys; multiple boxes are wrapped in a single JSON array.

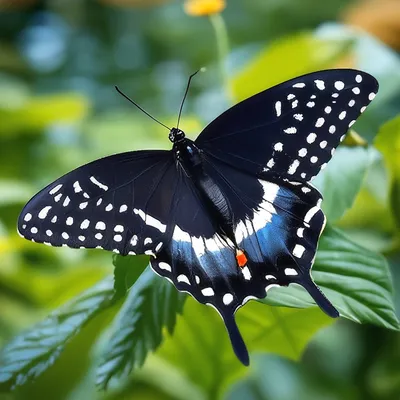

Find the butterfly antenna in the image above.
[
  {"left": 176, "top": 68, "right": 205, "bottom": 130},
  {"left": 115, "top": 86, "right": 171, "bottom": 131}
]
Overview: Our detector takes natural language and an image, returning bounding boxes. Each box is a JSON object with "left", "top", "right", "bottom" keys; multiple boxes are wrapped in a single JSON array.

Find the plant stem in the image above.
[{"left": 209, "top": 13, "right": 231, "bottom": 100}]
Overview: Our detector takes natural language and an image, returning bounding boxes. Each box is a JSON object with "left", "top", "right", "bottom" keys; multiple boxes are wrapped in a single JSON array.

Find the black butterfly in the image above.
[{"left": 17, "top": 69, "right": 379, "bottom": 366}]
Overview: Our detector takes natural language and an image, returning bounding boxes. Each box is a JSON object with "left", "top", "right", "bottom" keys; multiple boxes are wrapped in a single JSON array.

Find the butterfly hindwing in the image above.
[
  {"left": 196, "top": 69, "right": 379, "bottom": 182},
  {"left": 202, "top": 155, "right": 338, "bottom": 317},
  {"left": 18, "top": 150, "right": 177, "bottom": 256}
]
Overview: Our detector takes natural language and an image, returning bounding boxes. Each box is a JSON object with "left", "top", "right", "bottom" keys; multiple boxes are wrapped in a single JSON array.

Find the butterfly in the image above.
[{"left": 17, "top": 69, "right": 379, "bottom": 366}]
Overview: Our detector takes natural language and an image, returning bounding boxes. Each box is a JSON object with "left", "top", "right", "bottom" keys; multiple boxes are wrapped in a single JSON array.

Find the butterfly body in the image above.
[{"left": 18, "top": 69, "right": 379, "bottom": 366}]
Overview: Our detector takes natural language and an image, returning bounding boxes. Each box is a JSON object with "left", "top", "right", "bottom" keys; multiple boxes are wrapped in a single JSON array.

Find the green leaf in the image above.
[
  {"left": 154, "top": 298, "right": 332, "bottom": 399},
  {"left": 264, "top": 225, "right": 400, "bottom": 330},
  {"left": 375, "top": 115, "right": 400, "bottom": 230},
  {"left": 0, "top": 276, "right": 115, "bottom": 390},
  {"left": 312, "top": 146, "right": 379, "bottom": 222},
  {"left": 96, "top": 267, "right": 186, "bottom": 390},
  {"left": 112, "top": 254, "right": 149, "bottom": 301},
  {"left": 232, "top": 33, "right": 352, "bottom": 102}
]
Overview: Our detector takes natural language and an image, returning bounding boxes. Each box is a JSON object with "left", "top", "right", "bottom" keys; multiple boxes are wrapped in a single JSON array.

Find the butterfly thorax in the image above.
[{"left": 174, "top": 135, "right": 236, "bottom": 245}]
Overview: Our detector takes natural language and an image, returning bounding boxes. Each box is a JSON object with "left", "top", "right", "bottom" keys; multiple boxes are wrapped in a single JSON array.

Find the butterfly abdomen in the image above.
[{"left": 176, "top": 139, "right": 235, "bottom": 242}]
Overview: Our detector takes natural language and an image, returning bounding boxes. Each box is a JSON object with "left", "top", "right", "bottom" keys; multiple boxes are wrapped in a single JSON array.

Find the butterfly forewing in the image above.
[
  {"left": 196, "top": 69, "right": 378, "bottom": 182},
  {"left": 18, "top": 150, "right": 177, "bottom": 256}
]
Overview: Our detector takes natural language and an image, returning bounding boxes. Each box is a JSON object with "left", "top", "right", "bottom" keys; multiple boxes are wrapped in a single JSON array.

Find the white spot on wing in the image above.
[
  {"left": 293, "top": 82, "right": 305, "bottom": 88},
  {"left": 96, "top": 221, "right": 106, "bottom": 230},
  {"left": 49, "top": 184, "right": 62, "bottom": 195},
  {"left": 201, "top": 287, "right": 214, "bottom": 296},
  {"left": 144, "top": 237, "right": 153, "bottom": 245},
  {"left": 81, "top": 219, "right": 90, "bottom": 229},
  {"left": 284, "top": 127, "right": 297, "bottom": 134},
  {"left": 177, "top": 274, "right": 190, "bottom": 285},
  {"left": 66, "top": 217, "right": 74, "bottom": 226},
  {"left": 285, "top": 267, "right": 298, "bottom": 276},
  {"left": 119, "top": 204, "right": 128, "bottom": 213},
  {"left": 274, "top": 142, "right": 283, "bottom": 152},
  {"left": 288, "top": 159, "right": 300, "bottom": 175},
  {"left": 293, "top": 113, "right": 303, "bottom": 121},
  {"left": 134, "top": 208, "right": 166, "bottom": 233},
  {"left": 159, "top": 262, "right": 172, "bottom": 272},
  {"left": 307, "top": 133, "right": 316, "bottom": 143},
  {"left": 334, "top": 81, "right": 345, "bottom": 90},
  {"left": 293, "top": 244, "right": 305, "bottom": 258},
  {"left": 223, "top": 293, "right": 234, "bottom": 305},
  {"left": 275, "top": 101, "right": 282, "bottom": 117},
  {"left": 242, "top": 266, "right": 252, "bottom": 280},
  {"left": 24, "top": 213, "right": 32, "bottom": 222},
  {"left": 73, "top": 181, "right": 82, "bottom": 193},
  {"left": 368, "top": 92, "right": 376, "bottom": 101},
  {"left": 315, "top": 117, "right": 325, "bottom": 127},
  {"left": 297, "top": 228, "right": 304, "bottom": 237},
  {"left": 89, "top": 176, "right": 108, "bottom": 191},
  {"left": 314, "top": 80, "right": 325, "bottom": 90},
  {"left": 38, "top": 206, "right": 52, "bottom": 219},
  {"left": 298, "top": 148, "right": 307, "bottom": 157}
]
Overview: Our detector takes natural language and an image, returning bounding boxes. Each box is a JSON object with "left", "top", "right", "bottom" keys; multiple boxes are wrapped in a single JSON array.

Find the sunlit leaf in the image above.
[
  {"left": 264, "top": 225, "right": 400, "bottom": 330},
  {"left": 96, "top": 267, "right": 186, "bottom": 389},
  {"left": 0, "top": 276, "right": 115, "bottom": 390},
  {"left": 232, "top": 33, "right": 352, "bottom": 102},
  {"left": 0, "top": 180, "right": 34, "bottom": 206},
  {"left": 313, "top": 146, "right": 379, "bottom": 222}
]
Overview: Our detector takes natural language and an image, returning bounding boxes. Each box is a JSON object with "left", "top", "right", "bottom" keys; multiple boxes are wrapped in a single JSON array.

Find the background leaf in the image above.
[
  {"left": 231, "top": 33, "right": 352, "bottom": 102},
  {"left": 96, "top": 267, "right": 186, "bottom": 389},
  {"left": 0, "top": 276, "right": 115, "bottom": 390},
  {"left": 313, "top": 146, "right": 379, "bottom": 222}
]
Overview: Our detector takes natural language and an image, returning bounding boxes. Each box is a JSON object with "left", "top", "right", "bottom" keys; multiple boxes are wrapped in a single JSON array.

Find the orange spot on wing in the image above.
[{"left": 236, "top": 249, "right": 247, "bottom": 268}]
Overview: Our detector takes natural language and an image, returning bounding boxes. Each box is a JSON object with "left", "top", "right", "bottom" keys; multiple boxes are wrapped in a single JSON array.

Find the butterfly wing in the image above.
[
  {"left": 195, "top": 69, "right": 379, "bottom": 182},
  {"left": 150, "top": 165, "right": 252, "bottom": 365},
  {"left": 17, "top": 150, "right": 178, "bottom": 256},
  {"left": 202, "top": 154, "right": 337, "bottom": 316}
]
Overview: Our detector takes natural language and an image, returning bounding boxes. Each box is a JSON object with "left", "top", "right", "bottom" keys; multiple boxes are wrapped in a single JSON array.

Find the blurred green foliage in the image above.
[{"left": 0, "top": 0, "right": 400, "bottom": 399}]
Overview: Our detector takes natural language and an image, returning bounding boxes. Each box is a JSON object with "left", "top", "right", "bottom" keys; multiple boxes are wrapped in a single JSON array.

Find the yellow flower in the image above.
[{"left": 184, "top": 0, "right": 226, "bottom": 16}]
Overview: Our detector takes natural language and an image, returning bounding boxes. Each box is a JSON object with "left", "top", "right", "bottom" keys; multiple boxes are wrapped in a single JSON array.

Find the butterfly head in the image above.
[{"left": 169, "top": 128, "right": 186, "bottom": 143}]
